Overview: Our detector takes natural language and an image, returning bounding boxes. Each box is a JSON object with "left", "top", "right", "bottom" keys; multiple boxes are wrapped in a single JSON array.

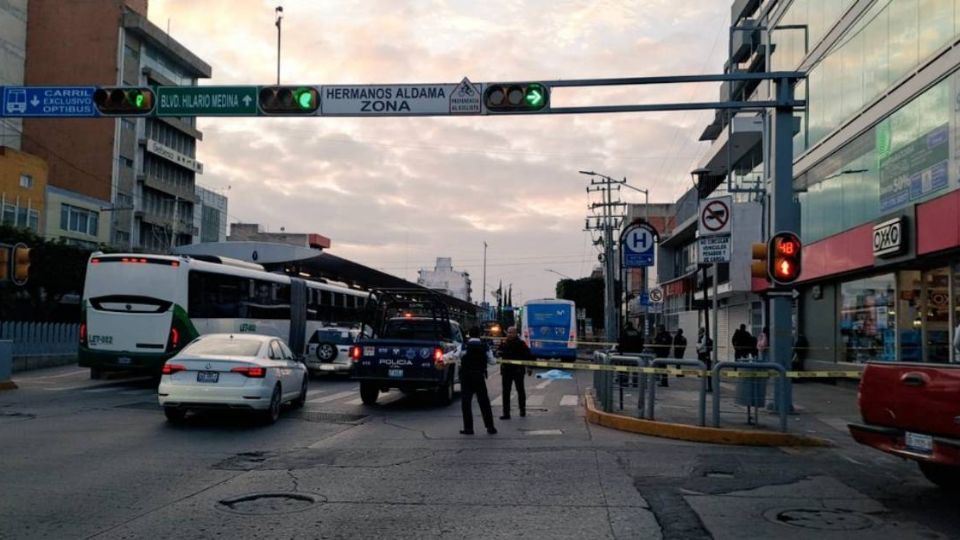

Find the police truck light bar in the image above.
[{"left": 93, "top": 87, "right": 155, "bottom": 116}]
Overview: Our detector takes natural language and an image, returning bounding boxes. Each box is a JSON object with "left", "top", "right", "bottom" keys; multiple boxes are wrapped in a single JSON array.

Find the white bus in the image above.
[
  {"left": 79, "top": 253, "right": 368, "bottom": 378},
  {"left": 521, "top": 298, "right": 577, "bottom": 360}
]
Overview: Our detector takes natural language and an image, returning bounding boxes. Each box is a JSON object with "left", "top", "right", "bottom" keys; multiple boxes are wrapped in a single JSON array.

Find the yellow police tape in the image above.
[{"left": 497, "top": 359, "right": 861, "bottom": 379}]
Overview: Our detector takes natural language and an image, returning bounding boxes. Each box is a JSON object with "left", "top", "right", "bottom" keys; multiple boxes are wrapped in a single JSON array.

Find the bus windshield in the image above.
[{"left": 84, "top": 257, "right": 182, "bottom": 303}]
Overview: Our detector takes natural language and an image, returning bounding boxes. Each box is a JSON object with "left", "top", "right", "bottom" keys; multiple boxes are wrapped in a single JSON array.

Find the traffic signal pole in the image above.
[{"left": 770, "top": 77, "right": 799, "bottom": 413}]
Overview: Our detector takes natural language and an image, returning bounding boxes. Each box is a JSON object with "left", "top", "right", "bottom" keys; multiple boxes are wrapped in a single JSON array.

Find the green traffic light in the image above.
[
  {"left": 295, "top": 89, "right": 314, "bottom": 110},
  {"left": 134, "top": 93, "right": 145, "bottom": 108},
  {"left": 524, "top": 85, "right": 545, "bottom": 108}
]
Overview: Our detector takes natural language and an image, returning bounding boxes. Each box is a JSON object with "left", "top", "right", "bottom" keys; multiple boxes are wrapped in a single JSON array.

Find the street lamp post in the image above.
[
  {"left": 275, "top": 6, "right": 283, "bottom": 85},
  {"left": 545, "top": 268, "right": 573, "bottom": 280},
  {"left": 482, "top": 241, "right": 488, "bottom": 315}
]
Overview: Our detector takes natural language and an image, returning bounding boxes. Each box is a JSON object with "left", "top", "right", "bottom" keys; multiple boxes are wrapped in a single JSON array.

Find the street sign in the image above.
[
  {"left": 320, "top": 83, "right": 462, "bottom": 116},
  {"left": 157, "top": 86, "right": 258, "bottom": 116},
  {"left": 449, "top": 77, "right": 482, "bottom": 114},
  {"left": 766, "top": 289, "right": 800, "bottom": 299},
  {"left": 622, "top": 222, "right": 657, "bottom": 268},
  {"left": 1, "top": 86, "right": 96, "bottom": 117},
  {"left": 698, "top": 234, "right": 731, "bottom": 263},
  {"left": 698, "top": 196, "right": 732, "bottom": 237},
  {"left": 649, "top": 287, "right": 664, "bottom": 303}
]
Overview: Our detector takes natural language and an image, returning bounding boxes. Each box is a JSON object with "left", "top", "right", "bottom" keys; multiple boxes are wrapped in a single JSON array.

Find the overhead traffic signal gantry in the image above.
[
  {"left": 258, "top": 86, "right": 320, "bottom": 115},
  {"left": 768, "top": 232, "right": 802, "bottom": 285},
  {"left": 93, "top": 87, "right": 155, "bottom": 116},
  {"left": 483, "top": 82, "right": 549, "bottom": 112}
]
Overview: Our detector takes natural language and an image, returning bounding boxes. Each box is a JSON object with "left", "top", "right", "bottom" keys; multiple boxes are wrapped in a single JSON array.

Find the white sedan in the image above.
[{"left": 158, "top": 334, "right": 308, "bottom": 424}]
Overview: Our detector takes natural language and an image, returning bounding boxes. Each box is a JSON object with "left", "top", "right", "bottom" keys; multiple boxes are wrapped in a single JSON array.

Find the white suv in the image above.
[{"left": 305, "top": 326, "right": 359, "bottom": 375}]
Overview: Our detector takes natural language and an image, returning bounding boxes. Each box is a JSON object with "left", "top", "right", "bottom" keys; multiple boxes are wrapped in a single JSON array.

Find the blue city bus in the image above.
[{"left": 521, "top": 299, "right": 577, "bottom": 360}]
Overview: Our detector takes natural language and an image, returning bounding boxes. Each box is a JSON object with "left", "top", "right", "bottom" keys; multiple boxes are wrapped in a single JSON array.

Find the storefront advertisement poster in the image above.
[{"left": 879, "top": 123, "right": 949, "bottom": 213}]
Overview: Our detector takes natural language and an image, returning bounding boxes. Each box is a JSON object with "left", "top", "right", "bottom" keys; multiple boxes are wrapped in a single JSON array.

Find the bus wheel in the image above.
[{"left": 360, "top": 382, "right": 378, "bottom": 405}]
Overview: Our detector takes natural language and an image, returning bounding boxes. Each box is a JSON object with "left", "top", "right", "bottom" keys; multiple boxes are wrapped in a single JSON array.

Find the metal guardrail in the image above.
[
  {"left": 646, "top": 358, "right": 707, "bottom": 426},
  {"left": 712, "top": 361, "right": 788, "bottom": 432},
  {"left": 0, "top": 321, "right": 79, "bottom": 356}
]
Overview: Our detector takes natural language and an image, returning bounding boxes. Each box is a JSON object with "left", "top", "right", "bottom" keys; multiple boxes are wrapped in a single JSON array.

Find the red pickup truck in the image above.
[{"left": 849, "top": 362, "right": 960, "bottom": 489}]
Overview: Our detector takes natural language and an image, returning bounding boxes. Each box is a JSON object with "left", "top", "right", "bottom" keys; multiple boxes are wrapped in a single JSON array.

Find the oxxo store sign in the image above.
[{"left": 873, "top": 217, "right": 906, "bottom": 258}]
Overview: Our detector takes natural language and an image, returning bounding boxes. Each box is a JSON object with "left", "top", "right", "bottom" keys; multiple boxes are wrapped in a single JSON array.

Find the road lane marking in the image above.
[
  {"left": 490, "top": 395, "right": 503, "bottom": 406},
  {"left": 345, "top": 398, "right": 363, "bottom": 405},
  {"left": 524, "top": 429, "right": 563, "bottom": 436},
  {"left": 535, "top": 380, "right": 552, "bottom": 390},
  {"left": 23, "top": 369, "right": 88, "bottom": 380},
  {"left": 560, "top": 395, "right": 579, "bottom": 406},
  {"left": 119, "top": 389, "right": 153, "bottom": 395},
  {"left": 308, "top": 391, "right": 355, "bottom": 404},
  {"left": 527, "top": 395, "right": 545, "bottom": 406},
  {"left": 82, "top": 387, "right": 121, "bottom": 393},
  {"left": 306, "top": 389, "right": 326, "bottom": 399}
]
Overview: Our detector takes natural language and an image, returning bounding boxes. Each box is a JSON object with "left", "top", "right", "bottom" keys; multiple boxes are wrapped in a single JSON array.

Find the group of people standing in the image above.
[
  {"left": 618, "top": 322, "right": 715, "bottom": 390},
  {"left": 731, "top": 324, "right": 770, "bottom": 362},
  {"left": 458, "top": 326, "right": 533, "bottom": 435}
]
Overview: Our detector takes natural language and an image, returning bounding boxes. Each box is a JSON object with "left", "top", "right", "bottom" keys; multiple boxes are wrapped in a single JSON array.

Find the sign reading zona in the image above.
[
  {"left": 156, "top": 86, "right": 258, "bottom": 116},
  {"left": 321, "top": 84, "right": 459, "bottom": 116}
]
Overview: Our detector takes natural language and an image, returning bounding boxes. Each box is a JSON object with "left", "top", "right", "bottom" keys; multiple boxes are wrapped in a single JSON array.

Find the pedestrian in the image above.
[
  {"left": 618, "top": 321, "right": 644, "bottom": 354},
  {"left": 672, "top": 329, "right": 687, "bottom": 360},
  {"left": 697, "top": 328, "right": 714, "bottom": 392},
  {"left": 459, "top": 328, "right": 497, "bottom": 435},
  {"left": 757, "top": 326, "right": 769, "bottom": 363},
  {"left": 654, "top": 325, "right": 672, "bottom": 387},
  {"left": 732, "top": 324, "right": 752, "bottom": 360},
  {"left": 497, "top": 325, "right": 533, "bottom": 419}
]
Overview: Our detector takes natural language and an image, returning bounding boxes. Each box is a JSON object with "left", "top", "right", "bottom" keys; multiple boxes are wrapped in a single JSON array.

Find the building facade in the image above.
[
  {"left": 0, "top": 0, "right": 27, "bottom": 150},
  {"left": 0, "top": 146, "right": 47, "bottom": 234},
  {"left": 22, "top": 0, "right": 211, "bottom": 252},
  {"left": 227, "top": 223, "right": 331, "bottom": 250},
  {"left": 418, "top": 257, "right": 472, "bottom": 302},
  {"left": 194, "top": 185, "right": 228, "bottom": 244},
  {"left": 669, "top": 0, "right": 960, "bottom": 367}
]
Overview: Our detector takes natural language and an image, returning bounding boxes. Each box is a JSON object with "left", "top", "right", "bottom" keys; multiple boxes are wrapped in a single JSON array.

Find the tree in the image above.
[{"left": 555, "top": 276, "right": 604, "bottom": 334}]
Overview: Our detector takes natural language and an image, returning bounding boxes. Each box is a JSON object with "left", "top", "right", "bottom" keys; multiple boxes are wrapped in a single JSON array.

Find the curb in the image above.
[{"left": 583, "top": 391, "right": 832, "bottom": 447}]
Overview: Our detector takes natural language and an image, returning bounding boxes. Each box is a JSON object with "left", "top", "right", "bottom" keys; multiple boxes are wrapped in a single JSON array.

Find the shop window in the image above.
[{"left": 840, "top": 274, "right": 896, "bottom": 363}]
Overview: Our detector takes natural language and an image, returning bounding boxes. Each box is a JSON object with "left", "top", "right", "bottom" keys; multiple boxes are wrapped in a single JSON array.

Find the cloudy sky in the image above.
[{"left": 148, "top": 0, "right": 730, "bottom": 303}]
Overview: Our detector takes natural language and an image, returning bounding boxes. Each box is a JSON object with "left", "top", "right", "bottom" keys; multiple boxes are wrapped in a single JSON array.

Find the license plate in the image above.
[
  {"left": 388, "top": 369, "right": 403, "bottom": 378},
  {"left": 905, "top": 431, "right": 933, "bottom": 453},
  {"left": 197, "top": 371, "right": 219, "bottom": 383},
  {"left": 117, "top": 357, "right": 131, "bottom": 365}
]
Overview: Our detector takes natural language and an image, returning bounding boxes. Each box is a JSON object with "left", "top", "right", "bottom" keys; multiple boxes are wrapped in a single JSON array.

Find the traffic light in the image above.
[
  {"left": 94, "top": 87, "right": 155, "bottom": 116},
  {"left": 750, "top": 242, "right": 768, "bottom": 280},
  {"left": 258, "top": 86, "right": 319, "bottom": 115},
  {"left": 11, "top": 243, "right": 29, "bottom": 286},
  {"left": 483, "top": 82, "right": 549, "bottom": 112},
  {"left": 768, "top": 232, "right": 801, "bottom": 285},
  {"left": 0, "top": 245, "right": 9, "bottom": 282}
]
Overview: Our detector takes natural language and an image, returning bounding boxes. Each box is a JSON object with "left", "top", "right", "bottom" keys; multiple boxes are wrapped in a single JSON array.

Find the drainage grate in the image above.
[
  {"left": 765, "top": 508, "right": 879, "bottom": 531},
  {"left": 293, "top": 411, "right": 367, "bottom": 424},
  {"left": 217, "top": 492, "right": 324, "bottom": 515}
]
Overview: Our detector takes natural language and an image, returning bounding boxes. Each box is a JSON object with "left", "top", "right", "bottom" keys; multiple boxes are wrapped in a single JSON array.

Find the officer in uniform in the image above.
[
  {"left": 497, "top": 326, "right": 533, "bottom": 419},
  {"left": 459, "top": 328, "right": 497, "bottom": 435}
]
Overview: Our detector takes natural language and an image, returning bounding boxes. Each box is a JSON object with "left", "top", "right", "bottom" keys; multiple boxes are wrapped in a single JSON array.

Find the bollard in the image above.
[{"left": 0, "top": 340, "right": 17, "bottom": 391}]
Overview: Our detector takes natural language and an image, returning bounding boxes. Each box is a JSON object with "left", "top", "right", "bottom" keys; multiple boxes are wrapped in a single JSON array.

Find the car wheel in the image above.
[
  {"left": 164, "top": 407, "right": 186, "bottom": 423},
  {"left": 292, "top": 376, "right": 308, "bottom": 409},
  {"left": 316, "top": 342, "right": 337, "bottom": 362},
  {"left": 360, "top": 382, "right": 379, "bottom": 405},
  {"left": 436, "top": 371, "right": 454, "bottom": 406},
  {"left": 260, "top": 384, "right": 282, "bottom": 425},
  {"left": 918, "top": 462, "right": 960, "bottom": 491}
]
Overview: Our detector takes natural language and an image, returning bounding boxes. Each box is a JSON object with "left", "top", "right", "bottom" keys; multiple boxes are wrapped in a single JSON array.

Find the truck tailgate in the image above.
[
  {"left": 352, "top": 340, "right": 446, "bottom": 380},
  {"left": 859, "top": 362, "right": 960, "bottom": 437}
]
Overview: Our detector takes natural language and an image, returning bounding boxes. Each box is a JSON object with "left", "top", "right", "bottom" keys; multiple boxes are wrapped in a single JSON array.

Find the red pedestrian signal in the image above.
[{"left": 768, "top": 232, "right": 801, "bottom": 284}]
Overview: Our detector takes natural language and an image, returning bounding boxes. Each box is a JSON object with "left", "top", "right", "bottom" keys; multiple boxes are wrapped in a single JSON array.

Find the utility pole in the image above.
[
  {"left": 581, "top": 171, "right": 626, "bottom": 344},
  {"left": 275, "top": 6, "right": 283, "bottom": 85},
  {"left": 482, "top": 241, "right": 487, "bottom": 316}
]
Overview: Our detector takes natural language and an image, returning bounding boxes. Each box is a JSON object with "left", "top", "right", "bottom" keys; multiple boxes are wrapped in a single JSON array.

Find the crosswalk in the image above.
[{"left": 64, "top": 382, "right": 583, "bottom": 409}]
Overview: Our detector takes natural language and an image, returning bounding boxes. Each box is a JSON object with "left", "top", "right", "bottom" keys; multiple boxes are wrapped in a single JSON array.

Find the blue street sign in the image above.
[
  {"left": 2, "top": 86, "right": 97, "bottom": 117},
  {"left": 622, "top": 223, "right": 657, "bottom": 267}
]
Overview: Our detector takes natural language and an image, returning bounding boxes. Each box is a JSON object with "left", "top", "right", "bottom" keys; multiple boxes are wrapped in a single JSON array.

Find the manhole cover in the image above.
[
  {"left": 294, "top": 412, "right": 367, "bottom": 424},
  {"left": 217, "top": 492, "right": 324, "bottom": 515},
  {"left": 765, "top": 508, "right": 880, "bottom": 531}
]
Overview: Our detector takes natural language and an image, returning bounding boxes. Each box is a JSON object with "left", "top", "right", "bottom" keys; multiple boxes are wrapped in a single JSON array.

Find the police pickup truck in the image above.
[{"left": 350, "top": 316, "right": 463, "bottom": 405}]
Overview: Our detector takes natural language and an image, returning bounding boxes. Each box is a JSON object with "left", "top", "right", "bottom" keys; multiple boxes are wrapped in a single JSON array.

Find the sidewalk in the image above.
[{"left": 603, "top": 374, "right": 860, "bottom": 444}]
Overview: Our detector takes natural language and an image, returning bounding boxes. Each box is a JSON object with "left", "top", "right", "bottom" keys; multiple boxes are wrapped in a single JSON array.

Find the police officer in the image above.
[
  {"left": 459, "top": 327, "right": 497, "bottom": 435},
  {"left": 497, "top": 326, "right": 533, "bottom": 419}
]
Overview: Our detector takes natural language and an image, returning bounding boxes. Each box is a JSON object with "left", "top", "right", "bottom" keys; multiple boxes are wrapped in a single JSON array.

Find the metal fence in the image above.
[{"left": 0, "top": 321, "right": 79, "bottom": 356}]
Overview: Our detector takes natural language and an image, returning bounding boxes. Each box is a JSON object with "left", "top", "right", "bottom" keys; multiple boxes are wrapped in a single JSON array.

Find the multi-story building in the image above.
[
  {"left": 0, "top": 146, "right": 46, "bottom": 235},
  {"left": 194, "top": 185, "right": 228, "bottom": 244},
  {"left": 0, "top": 0, "right": 27, "bottom": 150},
  {"left": 659, "top": 0, "right": 960, "bottom": 367},
  {"left": 227, "top": 223, "right": 331, "bottom": 250},
  {"left": 22, "top": 0, "right": 211, "bottom": 252},
  {"left": 418, "top": 257, "right": 472, "bottom": 302}
]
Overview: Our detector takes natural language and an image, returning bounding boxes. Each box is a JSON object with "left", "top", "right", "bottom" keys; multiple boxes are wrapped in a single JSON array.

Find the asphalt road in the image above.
[{"left": 0, "top": 365, "right": 958, "bottom": 539}]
